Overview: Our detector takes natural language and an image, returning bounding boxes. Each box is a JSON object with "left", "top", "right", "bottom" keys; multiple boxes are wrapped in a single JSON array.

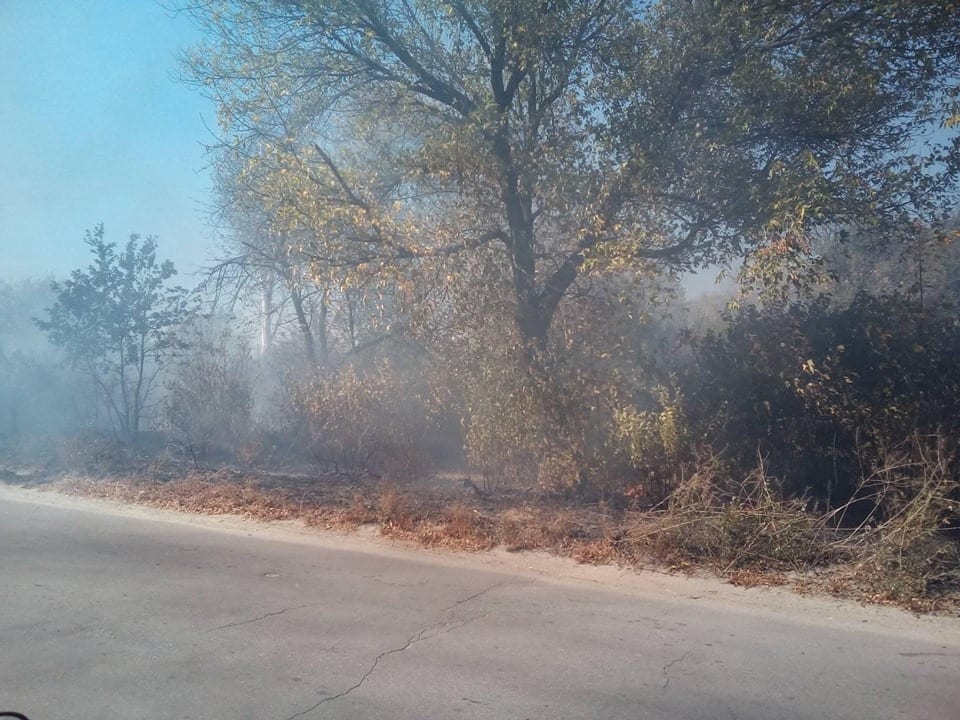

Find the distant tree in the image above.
[
  {"left": 814, "top": 213, "right": 960, "bottom": 311},
  {"left": 36, "top": 225, "right": 193, "bottom": 438},
  {"left": 203, "top": 153, "right": 400, "bottom": 370},
  {"left": 0, "top": 278, "right": 88, "bottom": 438}
]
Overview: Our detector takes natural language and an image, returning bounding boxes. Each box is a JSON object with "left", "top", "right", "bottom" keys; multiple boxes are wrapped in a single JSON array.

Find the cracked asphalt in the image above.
[{"left": 2, "top": 487, "right": 959, "bottom": 720}]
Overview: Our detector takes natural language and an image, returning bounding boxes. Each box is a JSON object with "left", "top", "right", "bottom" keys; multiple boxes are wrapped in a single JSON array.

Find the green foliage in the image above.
[
  {"left": 167, "top": 0, "right": 958, "bottom": 491},
  {"left": 795, "top": 298, "right": 960, "bottom": 443},
  {"left": 172, "top": 0, "right": 960, "bottom": 519},
  {"left": 36, "top": 225, "right": 194, "bottom": 438},
  {"left": 612, "top": 386, "right": 691, "bottom": 502},
  {"left": 458, "top": 351, "right": 588, "bottom": 493}
]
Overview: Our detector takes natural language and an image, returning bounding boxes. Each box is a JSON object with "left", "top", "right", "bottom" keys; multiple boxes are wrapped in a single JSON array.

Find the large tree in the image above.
[{"left": 179, "top": 0, "right": 960, "bottom": 352}]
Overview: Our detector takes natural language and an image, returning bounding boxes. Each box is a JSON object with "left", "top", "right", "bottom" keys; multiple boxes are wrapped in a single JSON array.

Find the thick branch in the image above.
[
  {"left": 538, "top": 218, "right": 705, "bottom": 329},
  {"left": 448, "top": 0, "right": 493, "bottom": 61}
]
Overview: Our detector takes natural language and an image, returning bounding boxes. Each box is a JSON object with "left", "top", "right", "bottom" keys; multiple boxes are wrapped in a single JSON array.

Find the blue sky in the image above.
[{"left": 0, "top": 0, "right": 217, "bottom": 283}]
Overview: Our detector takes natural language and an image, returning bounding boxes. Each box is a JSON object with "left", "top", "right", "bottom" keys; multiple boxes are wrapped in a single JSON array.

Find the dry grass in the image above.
[
  {"left": 728, "top": 569, "right": 789, "bottom": 588},
  {"left": 414, "top": 504, "right": 497, "bottom": 551},
  {"left": 616, "top": 455, "right": 834, "bottom": 573},
  {"left": 498, "top": 506, "right": 582, "bottom": 551},
  {"left": 842, "top": 534, "right": 960, "bottom": 612},
  {"left": 376, "top": 483, "right": 419, "bottom": 532},
  {"left": 813, "top": 434, "right": 960, "bottom": 612},
  {"left": 571, "top": 539, "right": 620, "bottom": 565},
  {"left": 54, "top": 471, "right": 300, "bottom": 521}
]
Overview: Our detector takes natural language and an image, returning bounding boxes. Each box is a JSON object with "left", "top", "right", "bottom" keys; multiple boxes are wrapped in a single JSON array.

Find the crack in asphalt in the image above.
[
  {"left": 444, "top": 580, "right": 523, "bottom": 610},
  {"left": 662, "top": 651, "right": 689, "bottom": 689},
  {"left": 283, "top": 615, "right": 485, "bottom": 720},
  {"left": 210, "top": 604, "right": 313, "bottom": 632},
  {"left": 284, "top": 581, "right": 511, "bottom": 719}
]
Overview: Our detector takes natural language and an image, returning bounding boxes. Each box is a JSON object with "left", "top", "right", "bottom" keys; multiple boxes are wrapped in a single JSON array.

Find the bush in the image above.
[
  {"left": 675, "top": 291, "right": 960, "bottom": 510},
  {"left": 626, "top": 453, "right": 831, "bottom": 571},
  {"left": 286, "top": 351, "right": 439, "bottom": 478},
  {"left": 840, "top": 434, "right": 960, "bottom": 608},
  {"left": 455, "top": 344, "right": 577, "bottom": 491},
  {"left": 164, "top": 319, "right": 253, "bottom": 458}
]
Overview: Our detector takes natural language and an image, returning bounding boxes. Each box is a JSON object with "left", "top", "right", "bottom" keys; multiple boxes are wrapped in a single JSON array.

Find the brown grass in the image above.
[
  {"left": 728, "top": 569, "right": 789, "bottom": 588},
  {"left": 498, "top": 506, "right": 582, "bottom": 551},
  {"left": 615, "top": 456, "right": 834, "bottom": 573},
  {"left": 54, "top": 472, "right": 300, "bottom": 520},
  {"left": 813, "top": 433, "right": 960, "bottom": 612}
]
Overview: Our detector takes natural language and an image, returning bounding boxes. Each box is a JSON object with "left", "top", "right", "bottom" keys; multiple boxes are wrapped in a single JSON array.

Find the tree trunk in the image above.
[
  {"left": 290, "top": 287, "right": 318, "bottom": 368},
  {"left": 260, "top": 274, "right": 274, "bottom": 357},
  {"left": 493, "top": 125, "right": 549, "bottom": 353},
  {"left": 317, "top": 289, "right": 329, "bottom": 365}
]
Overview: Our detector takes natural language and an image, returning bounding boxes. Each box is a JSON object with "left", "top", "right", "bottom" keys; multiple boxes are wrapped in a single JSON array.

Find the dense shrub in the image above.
[
  {"left": 675, "top": 291, "right": 960, "bottom": 512},
  {"left": 164, "top": 319, "right": 253, "bottom": 457},
  {"left": 285, "top": 349, "right": 446, "bottom": 478}
]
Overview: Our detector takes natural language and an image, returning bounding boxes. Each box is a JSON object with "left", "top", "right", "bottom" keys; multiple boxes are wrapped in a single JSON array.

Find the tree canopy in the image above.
[{"left": 179, "top": 0, "right": 960, "bottom": 351}]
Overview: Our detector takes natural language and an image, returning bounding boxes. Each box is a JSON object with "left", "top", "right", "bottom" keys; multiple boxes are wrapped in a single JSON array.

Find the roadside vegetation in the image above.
[{"left": 2, "top": 0, "right": 960, "bottom": 612}]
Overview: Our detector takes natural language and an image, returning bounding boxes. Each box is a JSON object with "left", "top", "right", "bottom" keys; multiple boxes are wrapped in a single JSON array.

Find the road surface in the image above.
[{"left": 1, "top": 485, "right": 958, "bottom": 720}]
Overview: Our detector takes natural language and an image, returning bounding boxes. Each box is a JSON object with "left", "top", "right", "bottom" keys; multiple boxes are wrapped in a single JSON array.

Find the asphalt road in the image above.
[{"left": 1, "top": 486, "right": 958, "bottom": 720}]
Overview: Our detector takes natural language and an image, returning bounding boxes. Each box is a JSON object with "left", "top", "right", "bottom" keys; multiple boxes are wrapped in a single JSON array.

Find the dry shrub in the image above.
[
  {"left": 443, "top": 503, "right": 489, "bottom": 540},
  {"left": 377, "top": 484, "right": 418, "bottom": 532},
  {"left": 540, "top": 508, "right": 582, "bottom": 547},
  {"left": 59, "top": 434, "right": 138, "bottom": 475},
  {"left": 339, "top": 492, "right": 379, "bottom": 524},
  {"left": 415, "top": 503, "right": 496, "bottom": 550},
  {"left": 287, "top": 358, "right": 433, "bottom": 478},
  {"left": 371, "top": 487, "right": 498, "bottom": 549},
  {"left": 497, "top": 507, "right": 543, "bottom": 551},
  {"left": 572, "top": 538, "right": 619, "bottom": 565},
  {"left": 164, "top": 319, "right": 253, "bottom": 458},
  {"left": 851, "top": 534, "right": 959, "bottom": 611},
  {"left": 535, "top": 446, "right": 583, "bottom": 494},
  {"left": 376, "top": 441, "right": 430, "bottom": 484},
  {"left": 838, "top": 433, "right": 960, "bottom": 609},
  {"left": 626, "top": 452, "right": 831, "bottom": 572},
  {"left": 497, "top": 506, "right": 581, "bottom": 551},
  {"left": 236, "top": 428, "right": 283, "bottom": 469}
]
